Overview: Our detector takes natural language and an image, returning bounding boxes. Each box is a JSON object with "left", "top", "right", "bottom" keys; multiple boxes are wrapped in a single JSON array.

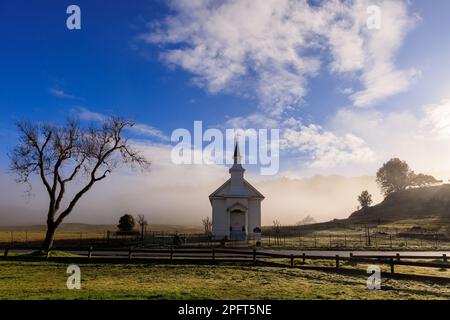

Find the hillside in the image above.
[{"left": 349, "top": 184, "right": 450, "bottom": 223}]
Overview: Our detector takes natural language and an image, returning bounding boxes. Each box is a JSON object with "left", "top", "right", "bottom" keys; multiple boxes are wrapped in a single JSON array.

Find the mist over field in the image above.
[{"left": 0, "top": 145, "right": 381, "bottom": 227}]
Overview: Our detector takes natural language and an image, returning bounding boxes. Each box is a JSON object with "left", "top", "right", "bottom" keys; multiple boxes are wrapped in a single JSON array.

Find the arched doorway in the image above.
[{"left": 229, "top": 209, "right": 246, "bottom": 241}]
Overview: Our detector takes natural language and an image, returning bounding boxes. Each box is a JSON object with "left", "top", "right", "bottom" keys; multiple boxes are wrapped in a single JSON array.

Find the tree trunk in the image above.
[{"left": 42, "top": 222, "right": 56, "bottom": 251}]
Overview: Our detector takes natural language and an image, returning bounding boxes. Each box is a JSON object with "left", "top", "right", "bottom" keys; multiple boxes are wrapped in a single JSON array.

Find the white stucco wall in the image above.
[
  {"left": 212, "top": 197, "right": 261, "bottom": 240},
  {"left": 212, "top": 199, "right": 228, "bottom": 238},
  {"left": 247, "top": 199, "right": 261, "bottom": 237}
]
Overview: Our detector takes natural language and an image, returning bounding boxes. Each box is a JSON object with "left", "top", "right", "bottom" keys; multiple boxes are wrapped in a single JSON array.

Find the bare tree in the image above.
[
  {"left": 137, "top": 214, "right": 148, "bottom": 241},
  {"left": 202, "top": 217, "right": 212, "bottom": 235},
  {"left": 9, "top": 117, "right": 150, "bottom": 251},
  {"left": 273, "top": 220, "right": 282, "bottom": 245}
]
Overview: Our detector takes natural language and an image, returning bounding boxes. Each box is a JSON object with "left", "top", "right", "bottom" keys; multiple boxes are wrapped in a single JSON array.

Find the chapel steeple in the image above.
[
  {"left": 230, "top": 140, "right": 245, "bottom": 172},
  {"left": 229, "top": 140, "right": 245, "bottom": 192},
  {"left": 234, "top": 140, "right": 242, "bottom": 163}
]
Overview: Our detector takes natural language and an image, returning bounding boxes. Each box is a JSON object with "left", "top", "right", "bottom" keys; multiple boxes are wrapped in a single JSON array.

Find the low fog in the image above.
[{"left": 0, "top": 145, "right": 382, "bottom": 227}]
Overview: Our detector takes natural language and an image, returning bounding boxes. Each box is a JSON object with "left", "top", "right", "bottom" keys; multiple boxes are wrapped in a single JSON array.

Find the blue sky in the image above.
[{"left": 2, "top": 0, "right": 450, "bottom": 178}]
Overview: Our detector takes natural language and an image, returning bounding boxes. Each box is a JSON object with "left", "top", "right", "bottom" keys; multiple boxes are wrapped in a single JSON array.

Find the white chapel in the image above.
[{"left": 209, "top": 142, "right": 265, "bottom": 241}]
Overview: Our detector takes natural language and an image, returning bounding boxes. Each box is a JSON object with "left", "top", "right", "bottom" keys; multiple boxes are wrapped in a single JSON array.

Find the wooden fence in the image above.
[
  {"left": 2, "top": 247, "right": 449, "bottom": 276},
  {"left": 0, "top": 231, "right": 214, "bottom": 248},
  {"left": 262, "top": 233, "right": 450, "bottom": 249},
  {"left": 3, "top": 230, "right": 450, "bottom": 250}
]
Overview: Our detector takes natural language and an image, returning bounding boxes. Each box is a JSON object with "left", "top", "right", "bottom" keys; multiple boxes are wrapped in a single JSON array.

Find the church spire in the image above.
[
  {"left": 230, "top": 138, "right": 244, "bottom": 174},
  {"left": 233, "top": 140, "right": 242, "bottom": 165}
]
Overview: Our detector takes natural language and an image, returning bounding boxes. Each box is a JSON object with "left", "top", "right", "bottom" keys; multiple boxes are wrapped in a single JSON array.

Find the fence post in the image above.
[
  {"left": 290, "top": 254, "right": 294, "bottom": 268},
  {"left": 253, "top": 248, "right": 256, "bottom": 264},
  {"left": 128, "top": 247, "right": 133, "bottom": 260},
  {"left": 302, "top": 253, "right": 306, "bottom": 264},
  {"left": 212, "top": 248, "right": 215, "bottom": 262},
  {"left": 390, "top": 257, "right": 395, "bottom": 274},
  {"left": 335, "top": 255, "right": 340, "bottom": 269},
  {"left": 88, "top": 245, "right": 93, "bottom": 259},
  {"left": 396, "top": 253, "right": 400, "bottom": 262},
  {"left": 443, "top": 254, "right": 447, "bottom": 263},
  {"left": 3, "top": 247, "right": 9, "bottom": 257}
]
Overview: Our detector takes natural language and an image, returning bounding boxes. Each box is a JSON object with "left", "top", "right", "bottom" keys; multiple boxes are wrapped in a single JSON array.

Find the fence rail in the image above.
[
  {"left": 2, "top": 247, "right": 449, "bottom": 276},
  {"left": 2, "top": 230, "right": 450, "bottom": 250},
  {"left": 261, "top": 233, "right": 450, "bottom": 249}
]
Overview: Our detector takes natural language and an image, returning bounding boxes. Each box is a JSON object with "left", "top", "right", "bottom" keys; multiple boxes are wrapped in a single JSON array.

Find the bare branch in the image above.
[{"left": 10, "top": 116, "right": 151, "bottom": 248}]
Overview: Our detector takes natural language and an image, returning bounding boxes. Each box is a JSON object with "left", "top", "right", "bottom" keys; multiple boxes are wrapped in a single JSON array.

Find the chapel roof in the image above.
[{"left": 209, "top": 178, "right": 265, "bottom": 201}]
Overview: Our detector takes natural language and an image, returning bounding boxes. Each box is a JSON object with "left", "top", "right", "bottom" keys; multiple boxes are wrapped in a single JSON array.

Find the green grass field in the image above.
[{"left": 0, "top": 259, "right": 449, "bottom": 300}]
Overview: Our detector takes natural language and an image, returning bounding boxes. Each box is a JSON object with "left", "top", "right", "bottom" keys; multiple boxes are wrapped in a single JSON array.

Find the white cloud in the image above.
[
  {"left": 224, "top": 113, "right": 280, "bottom": 129},
  {"left": 281, "top": 124, "right": 375, "bottom": 169},
  {"left": 143, "top": 0, "right": 418, "bottom": 114},
  {"left": 421, "top": 99, "right": 450, "bottom": 139},
  {"left": 132, "top": 123, "right": 170, "bottom": 141},
  {"left": 329, "top": 100, "right": 450, "bottom": 178},
  {"left": 78, "top": 107, "right": 106, "bottom": 122},
  {"left": 220, "top": 112, "right": 376, "bottom": 173},
  {"left": 49, "top": 88, "right": 77, "bottom": 100},
  {"left": 276, "top": 98, "right": 450, "bottom": 177},
  {"left": 77, "top": 107, "right": 170, "bottom": 141},
  {"left": 355, "top": 2, "right": 419, "bottom": 106}
]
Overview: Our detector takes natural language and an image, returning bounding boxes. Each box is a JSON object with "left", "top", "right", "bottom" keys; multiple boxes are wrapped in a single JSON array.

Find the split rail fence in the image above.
[{"left": 2, "top": 247, "right": 449, "bottom": 276}]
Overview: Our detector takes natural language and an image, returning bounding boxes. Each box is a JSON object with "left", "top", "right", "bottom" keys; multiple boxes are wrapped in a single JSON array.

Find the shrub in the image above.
[{"left": 117, "top": 214, "right": 136, "bottom": 232}]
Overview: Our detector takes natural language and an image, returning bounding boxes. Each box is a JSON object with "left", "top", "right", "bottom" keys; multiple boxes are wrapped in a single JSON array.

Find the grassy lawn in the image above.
[{"left": 0, "top": 260, "right": 449, "bottom": 300}]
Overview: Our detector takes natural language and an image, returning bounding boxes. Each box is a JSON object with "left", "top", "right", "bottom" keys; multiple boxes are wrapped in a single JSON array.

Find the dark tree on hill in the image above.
[
  {"left": 410, "top": 173, "right": 442, "bottom": 187},
  {"left": 376, "top": 158, "right": 441, "bottom": 197},
  {"left": 9, "top": 117, "right": 150, "bottom": 251},
  {"left": 118, "top": 214, "right": 136, "bottom": 232},
  {"left": 358, "top": 190, "right": 373, "bottom": 209},
  {"left": 296, "top": 215, "right": 316, "bottom": 226},
  {"left": 376, "top": 158, "right": 413, "bottom": 197}
]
